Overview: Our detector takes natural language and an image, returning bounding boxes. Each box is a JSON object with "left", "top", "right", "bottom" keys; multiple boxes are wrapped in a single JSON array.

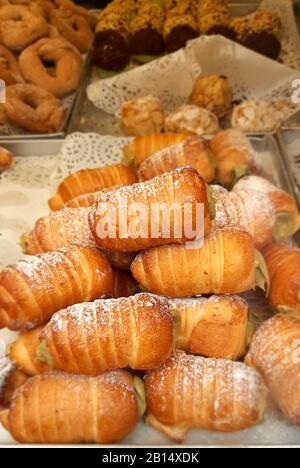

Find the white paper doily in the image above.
[{"left": 87, "top": 34, "right": 300, "bottom": 123}]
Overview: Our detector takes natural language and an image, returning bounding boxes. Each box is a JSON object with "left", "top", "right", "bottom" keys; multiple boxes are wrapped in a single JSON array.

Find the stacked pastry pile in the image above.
[
  {"left": 0, "top": 0, "right": 96, "bottom": 133},
  {"left": 1, "top": 128, "right": 300, "bottom": 444},
  {"left": 120, "top": 75, "right": 293, "bottom": 136},
  {"left": 93, "top": 0, "right": 283, "bottom": 71}
]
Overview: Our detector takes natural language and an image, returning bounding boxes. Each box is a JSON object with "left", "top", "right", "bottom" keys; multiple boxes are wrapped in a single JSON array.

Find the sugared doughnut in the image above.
[
  {"left": 4, "top": 84, "right": 65, "bottom": 134},
  {"left": 0, "top": 45, "right": 23, "bottom": 85},
  {"left": 0, "top": 5, "right": 49, "bottom": 52},
  {"left": 19, "top": 38, "right": 82, "bottom": 98},
  {"left": 50, "top": 8, "right": 93, "bottom": 52}
]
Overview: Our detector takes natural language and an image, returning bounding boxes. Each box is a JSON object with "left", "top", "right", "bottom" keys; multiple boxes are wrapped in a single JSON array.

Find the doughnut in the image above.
[
  {"left": 50, "top": 8, "right": 93, "bottom": 52},
  {"left": 4, "top": 84, "right": 65, "bottom": 134},
  {"left": 0, "top": 45, "right": 23, "bottom": 85},
  {"left": 0, "top": 104, "right": 8, "bottom": 125},
  {"left": 0, "top": 146, "right": 13, "bottom": 173},
  {"left": 54, "top": 0, "right": 97, "bottom": 28},
  {"left": 0, "top": 5, "right": 49, "bottom": 52},
  {"left": 19, "top": 38, "right": 82, "bottom": 98}
]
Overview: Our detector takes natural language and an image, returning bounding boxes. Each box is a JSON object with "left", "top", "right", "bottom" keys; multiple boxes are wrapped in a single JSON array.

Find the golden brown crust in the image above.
[
  {"left": 9, "top": 326, "right": 50, "bottom": 375},
  {"left": 0, "top": 369, "right": 27, "bottom": 408},
  {"left": 145, "top": 352, "right": 267, "bottom": 441},
  {"left": 42, "top": 293, "right": 173, "bottom": 375},
  {"left": 189, "top": 75, "right": 232, "bottom": 119},
  {"left": 263, "top": 243, "right": 300, "bottom": 315},
  {"left": 131, "top": 227, "right": 255, "bottom": 297},
  {"left": 246, "top": 315, "right": 300, "bottom": 425},
  {"left": 210, "top": 130, "right": 261, "bottom": 186},
  {"left": 122, "top": 132, "right": 194, "bottom": 167},
  {"left": 4, "top": 84, "right": 65, "bottom": 134},
  {"left": 0, "top": 5, "right": 49, "bottom": 51},
  {"left": 89, "top": 167, "right": 211, "bottom": 252},
  {"left": 170, "top": 295, "right": 249, "bottom": 360},
  {"left": 3, "top": 371, "right": 138, "bottom": 443},
  {"left": 50, "top": 8, "right": 93, "bottom": 52},
  {"left": 22, "top": 207, "right": 96, "bottom": 255},
  {"left": 213, "top": 187, "right": 275, "bottom": 249},
  {"left": 19, "top": 37, "right": 82, "bottom": 98},
  {"left": 137, "top": 135, "right": 215, "bottom": 183},
  {"left": 0, "top": 44, "right": 23, "bottom": 85},
  {"left": 0, "top": 244, "right": 114, "bottom": 330},
  {"left": 0, "top": 146, "right": 13, "bottom": 173},
  {"left": 48, "top": 164, "right": 136, "bottom": 211},
  {"left": 112, "top": 269, "right": 139, "bottom": 298}
]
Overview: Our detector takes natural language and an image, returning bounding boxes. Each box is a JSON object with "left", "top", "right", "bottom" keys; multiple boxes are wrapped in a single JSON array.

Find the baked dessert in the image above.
[
  {"left": 145, "top": 351, "right": 267, "bottom": 441},
  {"left": 164, "top": 14, "right": 198, "bottom": 54},
  {"left": 19, "top": 38, "right": 82, "bottom": 98},
  {"left": 0, "top": 245, "right": 114, "bottom": 330},
  {"left": 122, "top": 132, "right": 194, "bottom": 167},
  {"left": 120, "top": 95, "right": 165, "bottom": 136},
  {"left": 137, "top": 135, "right": 215, "bottom": 183},
  {"left": 170, "top": 295, "right": 250, "bottom": 360},
  {"left": 165, "top": 105, "right": 219, "bottom": 135},
  {"left": 0, "top": 146, "right": 13, "bottom": 173},
  {"left": 210, "top": 129, "right": 262, "bottom": 186},
  {"left": 129, "top": 1, "right": 165, "bottom": 56},
  {"left": 131, "top": 227, "right": 267, "bottom": 297},
  {"left": 0, "top": 370, "right": 139, "bottom": 443},
  {"left": 231, "top": 100, "right": 281, "bottom": 133},
  {"left": 263, "top": 243, "right": 300, "bottom": 315},
  {"left": 41, "top": 293, "right": 173, "bottom": 375},
  {"left": 246, "top": 314, "right": 300, "bottom": 425},
  {"left": 0, "top": 44, "right": 23, "bottom": 85},
  {"left": 189, "top": 75, "right": 233, "bottom": 119},
  {"left": 4, "top": 84, "right": 65, "bottom": 134},
  {"left": 50, "top": 8, "right": 93, "bottom": 52},
  {"left": 242, "top": 31, "right": 281, "bottom": 60},
  {"left": 48, "top": 164, "right": 136, "bottom": 211},
  {"left": 89, "top": 167, "right": 211, "bottom": 252}
]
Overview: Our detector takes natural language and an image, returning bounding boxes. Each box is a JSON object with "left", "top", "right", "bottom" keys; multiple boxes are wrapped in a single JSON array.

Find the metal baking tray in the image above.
[
  {"left": 0, "top": 132, "right": 300, "bottom": 446},
  {"left": 0, "top": 139, "right": 63, "bottom": 157},
  {"left": 276, "top": 129, "right": 300, "bottom": 208},
  {"left": 0, "top": 42, "right": 95, "bottom": 142}
]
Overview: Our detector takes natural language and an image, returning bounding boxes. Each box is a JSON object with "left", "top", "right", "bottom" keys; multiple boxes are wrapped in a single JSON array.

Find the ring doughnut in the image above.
[
  {"left": 0, "top": 5, "right": 49, "bottom": 51},
  {"left": 50, "top": 8, "right": 93, "bottom": 52},
  {"left": 54, "top": 0, "right": 97, "bottom": 27},
  {"left": 19, "top": 38, "right": 82, "bottom": 98},
  {"left": 0, "top": 45, "right": 23, "bottom": 85},
  {"left": 0, "top": 146, "right": 13, "bottom": 173},
  {"left": 4, "top": 84, "right": 66, "bottom": 134}
]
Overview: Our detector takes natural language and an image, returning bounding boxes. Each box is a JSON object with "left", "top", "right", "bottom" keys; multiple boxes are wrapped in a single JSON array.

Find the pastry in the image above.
[
  {"left": 170, "top": 295, "right": 250, "bottom": 360},
  {"left": 89, "top": 167, "right": 211, "bottom": 252},
  {"left": 210, "top": 129, "right": 262, "bottom": 187},
  {"left": 212, "top": 186, "right": 276, "bottom": 249},
  {"left": 129, "top": 1, "right": 165, "bottom": 56},
  {"left": 263, "top": 243, "right": 300, "bottom": 315},
  {"left": 252, "top": 9, "right": 282, "bottom": 40},
  {"left": 21, "top": 207, "right": 96, "bottom": 255},
  {"left": 0, "top": 5, "right": 49, "bottom": 51},
  {"left": 137, "top": 135, "right": 215, "bottom": 183},
  {"left": 120, "top": 95, "right": 165, "bottom": 136},
  {"left": 0, "top": 245, "right": 114, "bottom": 330},
  {"left": 4, "top": 84, "right": 65, "bottom": 134},
  {"left": 131, "top": 227, "right": 267, "bottom": 297},
  {"left": 164, "top": 105, "right": 219, "bottom": 135},
  {"left": 234, "top": 175, "right": 300, "bottom": 242},
  {"left": 0, "top": 146, "right": 13, "bottom": 173},
  {"left": 0, "top": 368, "right": 27, "bottom": 408},
  {"left": 48, "top": 164, "right": 136, "bottom": 211},
  {"left": 122, "top": 132, "right": 194, "bottom": 167},
  {"left": 0, "top": 370, "right": 139, "bottom": 443},
  {"left": 246, "top": 314, "right": 300, "bottom": 425},
  {"left": 41, "top": 293, "right": 173, "bottom": 375},
  {"left": 164, "top": 14, "right": 198, "bottom": 54},
  {"left": 189, "top": 75, "right": 233, "bottom": 119},
  {"left": 145, "top": 351, "right": 267, "bottom": 441},
  {"left": 0, "top": 44, "right": 23, "bottom": 85},
  {"left": 19, "top": 38, "right": 82, "bottom": 98},
  {"left": 50, "top": 8, "right": 93, "bottom": 52},
  {"left": 231, "top": 100, "right": 281, "bottom": 133},
  {"left": 9, "top": 326, "right": 51, "bottom": 375},
  {"left": 242, "top": 32, "right": 281, "bottom": 61}
]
